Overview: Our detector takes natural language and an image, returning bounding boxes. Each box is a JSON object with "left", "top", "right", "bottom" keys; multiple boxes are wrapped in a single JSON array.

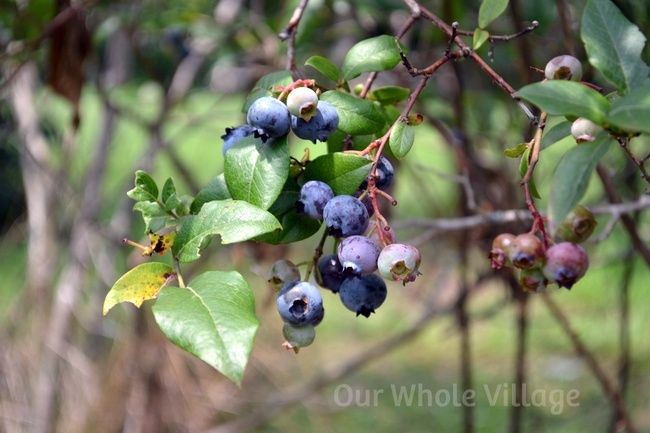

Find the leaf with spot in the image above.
[{"left": 103, "top": 262, "right": 174, "bottom": 315}]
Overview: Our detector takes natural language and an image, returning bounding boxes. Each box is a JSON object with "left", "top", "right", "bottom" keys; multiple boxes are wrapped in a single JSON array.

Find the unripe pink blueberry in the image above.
[
  {"left": 545, "top": 55, "right": 583, "bottom": 81},
  {"left": 488, "top": 233, "right": 516, "bottom": 269},
  {"left": 377, "top": 243, "right": 421, "bottom": 285},
  {"left": 286, "top": 87, "right": 319, "bottom": 121},
  {"left": 542, "top": 242, "right": 589, "bottom": 290},
  {"left": 571, "top": 118, "right": 603, "bottom": 143},
  {"left": 510, "top": 233, "right": 545, "bottom": 269}
]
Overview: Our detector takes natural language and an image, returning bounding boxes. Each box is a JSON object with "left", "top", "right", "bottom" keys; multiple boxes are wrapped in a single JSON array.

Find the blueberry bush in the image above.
[{"left": 2, "top": 0, "right": 650, "bottom": 431}]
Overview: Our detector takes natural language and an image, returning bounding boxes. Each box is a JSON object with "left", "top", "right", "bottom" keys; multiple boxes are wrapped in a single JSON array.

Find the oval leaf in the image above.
[
  {"left": 473, "top": 28, "right": 490, "bottom": 51},
  {"left": 302, "top": 152, "right": 372, "bottom": 195},
  {"left": 479, "top": 0, "right": 509, "bottom": 29},
  {"left": 368, "top": 86, "right": 411, "bottom": 106},
  {"left": 305, "top": 55, "right": 341, "bottom": 84},
  {"left": 541, "top": 120, "right": 572, "bottom": 151},
  {"left": 127, "top": 170, "right": 159, "bottom": 202},
  {"left": 320, "top": 91, "right": 385, "bottom": 135},
  {"left": 341, "top": 35, "right": 405, "bottom": 81},
  {"left": 389, "top": 121, "right": 415, "bottom": 159},
  {"left": 606, "top": 82, "right": 650, "bottom": 134},
  {"left": 103, "top": 262, "right": 174, "bottom": 315},
  {"left": 548, "top": 135, "right": 612, "bottom": 230},
  {"left": 581, "top": 0, "right": 649, "bottom": 95},
  {"left": 224, "top": 135, "right": 290, "bottom": 210},
  {"left": 255, "top": 212, "right": 322, "bottom": 245},
  {"left": 152, "top": 271, "right": 259, "bottom": 387},
  {"left": 190, "top": 174, "right": 232, "bottom": 214},
  {"left": 242, "top": 70, "right": 293, "bottom": 113},
  {"left": 172, "top": 199, "right": 281, "bottom": 263},
  {"left": 516, "top": 81, "right": 611, "bottom": 124}
]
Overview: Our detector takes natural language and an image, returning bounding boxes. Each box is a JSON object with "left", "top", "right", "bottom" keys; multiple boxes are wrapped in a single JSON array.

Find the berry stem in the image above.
[
  {"left": 617, "top": 137, "right": 650, "bottom": 187},
  {"left": 305, "top": 228, "right": 329, "bottom": 282},
  {"left": 173, "top": 257, "right": 185, "bottom": 288}
]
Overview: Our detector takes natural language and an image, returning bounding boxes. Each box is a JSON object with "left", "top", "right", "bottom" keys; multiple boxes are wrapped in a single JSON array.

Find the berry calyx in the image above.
[
  {"left": 542, "top": 242, "right": 589, "bottom": 290},
  {"left": 337, "top": 235, "right": 381, "bottom": 277},
  {"left": 276, "top": 281, "right": 324, "bottom": 326},
  {"left": 377, "top": 243, "right": 421, "bottom": 285},
  {"left": 339, "top": 274, "right": 388, "bottom": 318},
  {"left": 510, "top": 233, "right": 545, "bottom": 269},
  {"left": 544, "top": 55, "right": 583, "bottom": 82}
]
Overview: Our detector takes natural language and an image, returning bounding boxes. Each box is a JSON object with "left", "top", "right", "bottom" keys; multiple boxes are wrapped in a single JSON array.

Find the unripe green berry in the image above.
[
  {"left": 282, "top": 323, "right": 316, "bottom": 354},
  {"left": 510, "top": 233, "right": 545, "bottom": 269},
  {"left": 545, "top": 55, "right": 583, "bottom": 82},
  {"left": 518, "top": 268, "right": 548, "bottom": 293},
  {"left": 268, "top": 259, "right": 301, "bottom": 291},
  {"left": 488, "top": 233, "right": 516, "bottom": 269},
  {"left": 571, "top": 118, "right": 603, "bottom": 143},
  {"left": 557, "top": 205, "right": 597, "bottom": 244}
]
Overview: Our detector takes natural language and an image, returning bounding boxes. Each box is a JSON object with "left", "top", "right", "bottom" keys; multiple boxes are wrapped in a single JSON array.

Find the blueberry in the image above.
[
  {"left": 545, "top": 55, "right": 582, "bottom": 82},
  {"left": 353, "top": 188, "right": 375, "bottom": 217},
  {"left": 221, "top": 124, "right": 254, "bottom": 155},
  {"left": 291, "top": 101, "right": 339, "bottom": 143},
  {"left": 268, "top": 259, "right": 301, "bottom": 291},
  {"left": 276, "top": 281, "right": 324, "bottom": 326},
  {"left": 295, "top": 180, "right": 335, "bottom": 220},
  {"left": 542, "top": 242, "right": 589, "bottom": 290},
  {"left": 377, "top": 243, "right": 421, "bottom": 285},
  {"left": 339, "top": 274, "right": 387, "bottom": 318},
  {"left": 316, "top": 254, "right": 346, "bottom": 293},
  {"left": 322, "top": 195, "right": 369, "bottom": 238},
  {"left": 337, "top": 235, "right": 380, "bottom": 277},
  {"left": 360, "top": 156, "right": 394, "bottom": 190},
  {"left": 282, "top": 323, "right": 316, "bottom": 353},
  {"left": 246, "top": 96, "right": 291, "bottom": 142},
  {"left": 286, "top": 87, "right": 319, "bottom": 121},
  {"left": 510, "top": 233, "right": 545, "bottom": 270}
]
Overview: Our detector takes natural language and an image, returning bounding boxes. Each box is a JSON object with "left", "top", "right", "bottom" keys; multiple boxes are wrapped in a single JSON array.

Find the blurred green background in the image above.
[{"left": 1, "top": 0, "right": 649, "bottom": 432}]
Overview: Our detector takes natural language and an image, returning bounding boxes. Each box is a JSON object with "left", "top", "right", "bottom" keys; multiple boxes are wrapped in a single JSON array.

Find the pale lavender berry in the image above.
[
  {"left": 542, "top": 242, "right": 589, "bottom": 290},
  {"left": 286, "top": 87, "right": 319, "bottom": 121},
  {"left": 571, "top": 118, "right": 602, "bottom": 143},
  {"left": 545, "top": 55, "right": 583, "bottom": 81},
  {"left": 377, "top": 243, "right": 421, "bottom": 285},
  {"left": 337, "top": 235, "right": 381, "bottom": 277}
]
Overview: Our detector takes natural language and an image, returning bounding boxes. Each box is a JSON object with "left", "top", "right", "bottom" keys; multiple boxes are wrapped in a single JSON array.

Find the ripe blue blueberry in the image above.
[
  {"left": 286, "top": 87, "right": 319, "bottom": 121},
  {"left": 221, "top": 124, "right": 253, "bottom": 155},
  {"left": 322, "top": 195, "right": 369, "bottom": 238},
  {"left": 276, "top": 281, "right": 324, "bottom": 326},
  {"left": 295, "top": 180, "right": 335, "bottom": 220},
  {"left": 316, "top": 254, "right": 346, "bottom": 293},
  {"left": 361, "top": 156, "right": 394, "bottom": 190},
  {"left": 339, "top": 274, "right": 387, "bottom": 318},
  {"left": 246, "top": 96, "right": 291, "bottom": 142},
  {"left": 291, "top": 101, "right": 339, "bottom": 143},
  {"left": 337, "top": 235, "right": 381, "bottom": 277}
]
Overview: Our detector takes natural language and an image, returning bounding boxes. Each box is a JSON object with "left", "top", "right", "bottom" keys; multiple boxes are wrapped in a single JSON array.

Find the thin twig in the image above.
[
  {"left": 617, "top": 138, "right": 650, "bottom": 187},
  {"left": 542, "top": 293, "right": 637, "bottom": 433}
]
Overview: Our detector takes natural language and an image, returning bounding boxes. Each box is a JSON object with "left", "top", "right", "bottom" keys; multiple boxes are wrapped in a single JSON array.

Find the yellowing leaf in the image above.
[
  {"left": 103, "top": 262, "right": 175, "bottom": 315},
  {"left": 144, "top": 231, "right": 176, "bottom": 256}
]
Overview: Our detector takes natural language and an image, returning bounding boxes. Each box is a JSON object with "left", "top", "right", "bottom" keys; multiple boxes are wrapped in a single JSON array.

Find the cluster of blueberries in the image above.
[
  {"left": 221, "top": 86, "right": 340, "bottom": 153},
  {"left": 268, "top": 160, "right": 422, "bottom": 352},
  {"left": 489, "top": 206, "right": 595, "bottom": 292}
]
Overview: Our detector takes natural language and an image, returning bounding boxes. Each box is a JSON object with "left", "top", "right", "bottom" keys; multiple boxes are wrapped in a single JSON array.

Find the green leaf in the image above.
[
  {"left": 255, "top": 212, "right": 322, "bottom": 244},
  {"left": 305, "top": 56, "right": 341, "bottom": 84},
  {"left": 320, "top": 91, "right": 385, "bottom": 135},
  {"left": 368, "top": 86, "right": 411, "bottom": 106},
  {"left": 341, "top": 35, "right": 406, "bottom": 81},
  {"left": 152, "top": 271, "right": 259, "bottom": 387},
  {"left": 133, "top": 201, "right": 171, "bottom": 233},
  {"left": 326, "top": 130, "right": 374, "bottom": 153},
  {"left": 103, "top": 262, "right": 174, "bottom": 315},
  {"left": 519, "top": 149, "right": 541, "bottom": 199},
  {"left": 473, "top": 28, "right": 490, "bottom": 51},
  {"left": 541, "top": 120, "right": 572, "bottom": 150},
  {"left": 242, "top": 70, "right": 294, "bottom": 113},
  {"left": 516, "top": 81, "right": 611, "bottom": 124},
  {"left": 127, "top": 170, "right": 159, "bottom": 202},
  {"left": 478, "top": 0, "right": 509, "bottom": 29},
  {"left": 504, "top": 143, "right": 528, "bottom": 158},
  {"left": 548, "top": 135, "right": 612, "bottom": 230},
  {"left": 266, "top": 177, "right": 300, "bottom": 217},
  {"left": 224, "top": 135, "right": 290, "bottom": 210},
  {"left": 389, "top": 121, "right": 415, "bottom": 159},
  {"left": 161, "top": 178, "right": 176, "bottom": 203},
  {"left": 581, "top": 0, "right": 650, "bottom": 95},
  {"left": 606, "top": 82, "right": 650, "bottom": 134},
  {"left": 172, "top": 199, "right": 281, "bottom": 263},
  {"left": 190, "top": 174, "right": 232, "bottom": 214},
  {"left": 302, "top": 153, "right": 372, "bottom": 196}
]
